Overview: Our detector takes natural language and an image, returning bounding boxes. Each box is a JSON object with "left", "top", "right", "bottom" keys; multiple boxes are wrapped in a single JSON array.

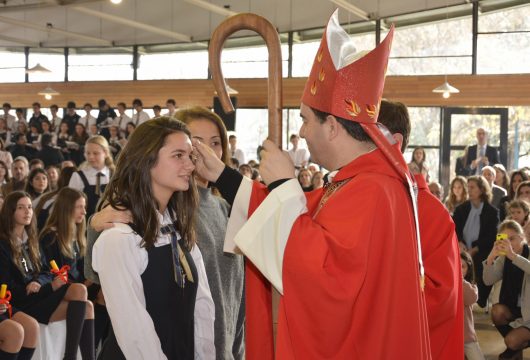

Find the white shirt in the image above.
[
  {"left": 474, "top": 144, "right": 487, "bottom": 174},
  {"left": 79, "top": 115, "right": 97, "bottom": 129},
  {"left": 92, "top": 212, "right": 215, "bottom": 360},
  {"left": 288, "top": 147, "right": 310, "bottom": 168},
  {"left": 231, "top": 148, "right": 245, "bottom": 166},
  {"left": 113, "top": 113, "right": 132, "bottom": 132},
  {"left": 50, "top": 116, "right": 62, "bottom": 131},
  {"left": 133, "top": 111, "right": 150, "bottom": 126},
  {"left": 68, "top": 166, "right": 110, "bottom": 190},
  {"left": 2, "top": 113, "right": 17, "bottom": 131}
]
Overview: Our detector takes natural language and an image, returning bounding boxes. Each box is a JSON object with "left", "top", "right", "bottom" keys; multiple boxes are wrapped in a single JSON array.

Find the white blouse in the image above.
[
  {"left": 92, "top": 212, "right": 215, "bottom": 360},
  {"left": 68, "top": 166, "right": 110, "bottom": 189}
]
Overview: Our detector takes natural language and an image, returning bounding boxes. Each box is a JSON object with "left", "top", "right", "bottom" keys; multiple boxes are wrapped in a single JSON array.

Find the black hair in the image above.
[
  {"left": 41, "top": 133, "right": 53, "bottom": 147},
  {"left": 311, "top": 108, "right": 372, "bottom": 143}
]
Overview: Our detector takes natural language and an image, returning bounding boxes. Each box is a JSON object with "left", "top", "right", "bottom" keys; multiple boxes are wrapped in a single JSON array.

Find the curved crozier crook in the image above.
[{"left": 209, "top": 13, "right": 283, "bottom": 146}]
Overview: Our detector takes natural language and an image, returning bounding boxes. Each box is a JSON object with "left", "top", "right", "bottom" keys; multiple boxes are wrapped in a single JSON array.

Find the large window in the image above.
[
  {"left": 68, "top": 48, "right": 133, "bottom": 81},
  {"left": 234, "top": 108, "right": 268, "bottom": 161},
  {"left": 137, "top": 50, "right": 208, "bottom": 80},
  {"left": 233, "top": 108, "right": 308, "bottom": 162},
  {"left": 28, "top": 49, "right": 65, "bottom": 82},
  {"left": 508, "top": 106, "right": 530, "bottom": 170},
  {"left": 406, "top": 107, "right": 441, "bottom": 182},
  {"left": 386, "top": 17, "right": 472, "bottom": 75},
  {"left": 221, "top": 44, "right": 290, "bottom": 79},
  {"left": 477, "top": 5, "right": 530, "bottom": 74},
  {"left": 0, "top": 47, "right": 25, "bottom": 83}
]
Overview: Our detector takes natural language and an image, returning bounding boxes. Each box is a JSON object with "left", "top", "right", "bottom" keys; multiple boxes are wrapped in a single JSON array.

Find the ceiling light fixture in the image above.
[
  {"left": 26, "top": 63, "right": 51, "bottom": 74},
  {"left": 110, "top": 0, "right": 122, "bottom": 4},
  {"left": 432, "top": 75, "right": 460, "bottom": 99},
  {"left": 38, "top": 86, "right": 60, "bottom": 100}
]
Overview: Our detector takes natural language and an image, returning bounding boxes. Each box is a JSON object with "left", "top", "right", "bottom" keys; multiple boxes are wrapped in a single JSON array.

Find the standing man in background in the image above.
[
  {"left": 287, "top": 133, "right": 309, "bottom": 170},
  {"left": 228, "top": 134, "right": 245, "bottom": 166},
  {"left": 466, "top": 128, "right": 500, "bottom": 175},
  {"left": 2, "top": 103, "right": 17, "bottom": 131}
]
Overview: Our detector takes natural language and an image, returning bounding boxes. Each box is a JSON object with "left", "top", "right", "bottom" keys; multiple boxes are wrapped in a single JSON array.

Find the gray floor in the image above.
[{"left": 475, "top": 310, "right": 530, "bottom": 359}]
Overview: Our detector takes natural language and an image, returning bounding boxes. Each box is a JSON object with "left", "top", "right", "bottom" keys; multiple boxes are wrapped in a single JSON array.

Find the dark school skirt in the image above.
[{"left": 20, "top": 285, "right": 69, "bottom": 324}]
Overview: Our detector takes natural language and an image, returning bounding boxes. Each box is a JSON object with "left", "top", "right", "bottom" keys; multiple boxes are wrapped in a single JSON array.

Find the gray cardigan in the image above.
[
  {"left": 196, "top": 187, "right": 245, "bottom": 360},
  {"left": 483, "top": 252, "right": 530, "bottom": 327}
]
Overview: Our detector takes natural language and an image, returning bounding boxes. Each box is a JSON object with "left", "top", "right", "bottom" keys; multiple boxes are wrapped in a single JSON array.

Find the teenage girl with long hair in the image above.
[
  {"left": 40, "top": 188, "right": 87, "bottom": 284},
  {"left": 92, "top": 117, "right": 214, "bottom": 359},
  {"left": 0, "top": 191, "right": 94, "bottom": 360}
]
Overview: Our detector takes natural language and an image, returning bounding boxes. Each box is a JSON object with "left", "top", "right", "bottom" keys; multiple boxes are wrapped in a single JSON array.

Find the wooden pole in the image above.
[{"left": 209, "top": 13, "right": 283, "bottom": 146}]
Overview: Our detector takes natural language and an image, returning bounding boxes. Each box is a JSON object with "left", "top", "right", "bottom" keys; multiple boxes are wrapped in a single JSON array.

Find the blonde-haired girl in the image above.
[
  {"left": 484, "top": 220, "right": 530, "bottom": 359},
  {"left": 68, "top": 135, "right": 114, "bottom": 217}
]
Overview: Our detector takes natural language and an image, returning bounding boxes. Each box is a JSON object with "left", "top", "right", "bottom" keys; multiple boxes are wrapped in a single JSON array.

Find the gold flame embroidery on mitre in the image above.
[
  {"left": 311, "top": 81, "right": 317, "bottom": 95},
  {"left": 344, "top": 99, "right": 361, "bottom": 117},
  {"left": 366, "top": 104, "right": 379, "bottom": 119},
  {"left": 319, "top": 68, "right": 325, "bottom": 82}
]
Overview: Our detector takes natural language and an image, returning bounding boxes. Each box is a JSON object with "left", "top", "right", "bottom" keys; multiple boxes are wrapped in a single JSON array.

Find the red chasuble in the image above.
[
  {"left": 243, "top": 149, "right": 431, "bottom": 359},
  {"left": 415, "top": 174, "right": 464, "bottom": 359}
]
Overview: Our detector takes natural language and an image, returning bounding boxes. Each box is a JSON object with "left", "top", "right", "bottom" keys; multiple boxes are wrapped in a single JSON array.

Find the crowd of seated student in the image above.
[
  {"left": 439, "top": 161, "right": 530, "bottom": 359},
  {"left": 0, "top": 101, "right": 245, "bottom": 359},
  {"left": 3, "top": 97, "right": 530, "bottom": 359},
  {"left": 0, "top": 99, "right": 147, "bottom": 169}
]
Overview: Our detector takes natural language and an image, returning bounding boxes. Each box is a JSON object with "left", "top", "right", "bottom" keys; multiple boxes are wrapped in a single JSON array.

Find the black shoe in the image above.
[{"left": 498, "top": 348, "right": 522, "bottom": 360}]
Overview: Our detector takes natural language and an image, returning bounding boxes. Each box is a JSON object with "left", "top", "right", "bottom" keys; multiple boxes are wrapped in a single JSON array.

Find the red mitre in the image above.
[{"left": 301, "top": 10, "right": 394, "bottom": 124}]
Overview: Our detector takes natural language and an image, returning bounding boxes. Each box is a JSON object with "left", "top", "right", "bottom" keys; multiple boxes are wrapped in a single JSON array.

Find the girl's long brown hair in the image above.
[
  {"left": 445, "top": 176, "right": 469, "bottom": 213},
  {"left": 99, "top": 117, "right": 198, "bottom": 250},
  {"left": 34, "top": 166, "right": 77, "bottom": 221},
  {"left": 39, "top": 187, "right": 87, "bottom": 258},
  {"left": 0, "top": 191, "right": 41, "bottom": 272}
]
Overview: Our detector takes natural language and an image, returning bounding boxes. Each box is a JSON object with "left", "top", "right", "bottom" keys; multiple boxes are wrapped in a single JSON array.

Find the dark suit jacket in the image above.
[
  {"left": 452, "top": 200, "right": 499, "bottom": 258},
  {"left": 10, "top": 144, "right": 36, "bottom": 161},
  {"left": 0, "top": 240, "right": 53, "bottom": 308},
  {"left": 465, "top": 145, "right": 500, "bottom": 168}
]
